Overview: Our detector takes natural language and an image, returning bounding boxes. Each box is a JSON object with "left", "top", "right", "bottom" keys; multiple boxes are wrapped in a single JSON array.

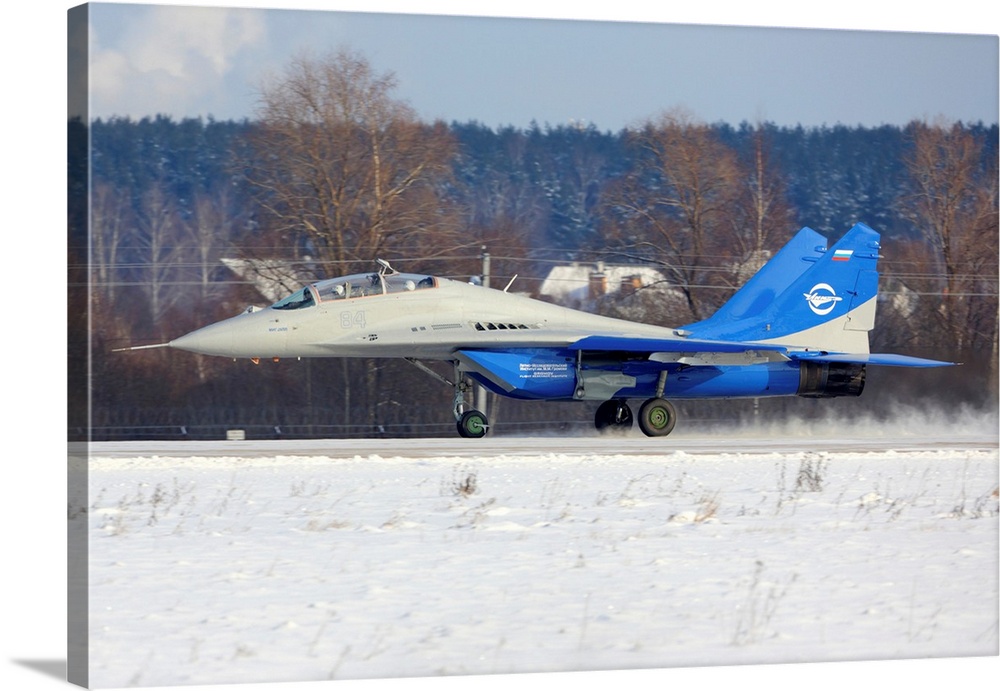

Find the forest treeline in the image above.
[{"left": 69, "top": 51, "right": 999, "bottom": 440}]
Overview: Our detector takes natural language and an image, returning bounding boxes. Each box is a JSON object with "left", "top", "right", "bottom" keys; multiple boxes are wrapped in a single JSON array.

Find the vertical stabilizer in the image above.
[
  {"left": 684, "top": 223, "right": 882, "bottom": 354},
  {"left": 684, "top": 226, "right": 827, "bottom": 330}
]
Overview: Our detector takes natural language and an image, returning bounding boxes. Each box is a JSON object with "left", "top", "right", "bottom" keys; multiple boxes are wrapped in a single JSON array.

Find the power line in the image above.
[
  {"left": 73, "top": 254, "right": 997, "bottom": 283},
  {"left": 77, "top": 277, "right": 996, "bottom": 298}
]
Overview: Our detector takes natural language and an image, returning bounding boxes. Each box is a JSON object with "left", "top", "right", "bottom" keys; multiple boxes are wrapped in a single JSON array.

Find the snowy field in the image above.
[{"left": 74, "top": 412, "right": 999, "bottom": 690}]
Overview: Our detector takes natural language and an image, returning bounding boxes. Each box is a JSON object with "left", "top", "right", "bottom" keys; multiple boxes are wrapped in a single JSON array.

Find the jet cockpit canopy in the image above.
[{"left": 270, "top": 271, "right": 437, "bottom": 311}]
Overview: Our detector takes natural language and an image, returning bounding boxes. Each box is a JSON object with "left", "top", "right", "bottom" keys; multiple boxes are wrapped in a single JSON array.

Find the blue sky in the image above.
[{"left": 79, "top": 0, "right": 999, "bottom": 130}]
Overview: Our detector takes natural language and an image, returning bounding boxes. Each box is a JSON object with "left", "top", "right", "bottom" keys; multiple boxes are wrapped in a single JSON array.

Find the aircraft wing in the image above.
[
  {"left": 569, "top": 335, "right": 788, "bottom": 356},
  {"left": 567, "top": 335, "right": 955, "bottom": 367}
]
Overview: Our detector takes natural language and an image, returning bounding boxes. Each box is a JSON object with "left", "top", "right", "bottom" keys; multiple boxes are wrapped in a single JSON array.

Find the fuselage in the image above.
[
  {"left": 170, "top": 272, "right": 681, "bottom": 361},
  {"left": 169, "top": 269, "right": 866, "bottom": 404}
]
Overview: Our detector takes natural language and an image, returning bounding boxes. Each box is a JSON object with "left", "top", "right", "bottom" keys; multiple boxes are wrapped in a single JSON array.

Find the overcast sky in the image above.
[{"left": 76, "top": 0, "right": 999, "bottom": 131}]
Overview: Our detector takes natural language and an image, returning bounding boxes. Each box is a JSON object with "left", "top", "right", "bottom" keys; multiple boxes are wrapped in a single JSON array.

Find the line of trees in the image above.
[{"left": 71, "top": 49, "right": 999, "bottom": 440}]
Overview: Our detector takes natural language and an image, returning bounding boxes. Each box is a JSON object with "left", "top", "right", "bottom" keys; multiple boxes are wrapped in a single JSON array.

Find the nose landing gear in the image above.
[
  {"left": 405, "top": 357, "right": 491, "bottom": 438},
  {"left": 457, "top": 408, "right": 489, "bottom": 438},
  {"left": 451, "top": 363, "right": 489, "bottom": 438}
]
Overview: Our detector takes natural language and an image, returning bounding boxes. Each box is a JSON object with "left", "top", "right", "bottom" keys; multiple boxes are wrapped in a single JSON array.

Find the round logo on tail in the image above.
[{"left": 803, "top": 283, "right": 843, "bottom": 316}]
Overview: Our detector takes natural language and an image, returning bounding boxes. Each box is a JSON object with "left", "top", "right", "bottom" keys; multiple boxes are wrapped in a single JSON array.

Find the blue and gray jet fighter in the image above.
[{"left": 144, "top": 223, "right": 955, "bottom": 437}]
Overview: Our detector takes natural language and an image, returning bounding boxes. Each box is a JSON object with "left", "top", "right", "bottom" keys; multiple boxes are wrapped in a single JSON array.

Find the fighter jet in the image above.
[{"left": 125, "top": 222, "right": 954, "bottom": 438}]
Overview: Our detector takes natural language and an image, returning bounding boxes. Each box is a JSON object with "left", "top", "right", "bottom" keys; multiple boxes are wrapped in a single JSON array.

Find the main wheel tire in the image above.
[
  {"left": 595, "top": 399, "right": 633, "bottom": 432},
  {"left": 457, "top": 409, "right": 489, "bottom": 438},
  {"left": 637, "top": 398, "right": 676, "bottom": 437}
]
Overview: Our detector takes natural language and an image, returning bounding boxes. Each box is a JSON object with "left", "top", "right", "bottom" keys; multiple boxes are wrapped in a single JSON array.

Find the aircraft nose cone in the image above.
[{"left": 169, "top": 321, "right": 236, "bottom": 356}]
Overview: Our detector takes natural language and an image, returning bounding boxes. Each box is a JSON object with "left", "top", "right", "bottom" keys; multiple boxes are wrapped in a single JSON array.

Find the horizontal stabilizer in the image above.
[{"left": 789, "top": 352, "right": 956, "bottom": 368}]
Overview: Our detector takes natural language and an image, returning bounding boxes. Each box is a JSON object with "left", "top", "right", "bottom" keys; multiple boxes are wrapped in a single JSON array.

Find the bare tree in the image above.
[
  {"left": 239, "top": 49, "right": 468, "bottom": 433},
  {"left": 601, "top": 108, "right": 744, "bottom": 321},
  {"left": 135, "top": 181, "right": 186, "bottom": 327},
  {"left": 187, "top": 185, "right": 249, "bottom": 307},
  {"left": 897, "top": 118, "right": 999, "bottom": 352},
  {"left": 728, "top": 123, "right": 796, "bottom": 275},
  {"left": 246, "top": 49, "right": 461, "bottom": 277},
  {"left": 91, "top": 180, "right": 132, "bottom": 306}
]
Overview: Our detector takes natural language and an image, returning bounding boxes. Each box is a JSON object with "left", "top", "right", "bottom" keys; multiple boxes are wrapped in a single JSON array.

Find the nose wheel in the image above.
[{"left": 457, "top": 409, "right": 489, "bottom": 438}]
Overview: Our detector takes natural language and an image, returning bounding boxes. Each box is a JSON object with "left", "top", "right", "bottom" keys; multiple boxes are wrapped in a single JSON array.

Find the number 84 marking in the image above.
[{"left": 340, "top": 310, "right": 367, "bottom": 329}]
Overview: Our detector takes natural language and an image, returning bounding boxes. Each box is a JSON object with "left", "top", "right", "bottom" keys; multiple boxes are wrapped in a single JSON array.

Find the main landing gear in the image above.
[
  {"left": 595, "top": 399, "right": 633, "bottom": 433},
  {"left": 595, "top": 397, "right": 677, "bottom": 437}
]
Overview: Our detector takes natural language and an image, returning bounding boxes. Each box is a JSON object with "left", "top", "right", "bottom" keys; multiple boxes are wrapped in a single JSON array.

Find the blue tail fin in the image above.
[
  {"left": 683, "top": 226, "right": 827, "bottom": 329},
  {"left": 683, "top": 223, "right": 882, "bottom": 354}
]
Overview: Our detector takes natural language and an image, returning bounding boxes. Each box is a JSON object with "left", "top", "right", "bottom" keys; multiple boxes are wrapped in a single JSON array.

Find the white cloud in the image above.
[
  {"left": 131, "top": 6, "right": 264, "bottom": 78},
  {"left": 90, "top": 5, "right": 267, "bottom": 119}
]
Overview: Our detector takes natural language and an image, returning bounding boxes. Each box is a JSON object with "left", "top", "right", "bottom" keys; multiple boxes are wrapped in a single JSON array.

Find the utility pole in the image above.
[
  {"left": 481, "top": 245, "right": 491, "bottom": 288},
  {"left": 476, "top": 246, "right": 490, "bottom": 415}
]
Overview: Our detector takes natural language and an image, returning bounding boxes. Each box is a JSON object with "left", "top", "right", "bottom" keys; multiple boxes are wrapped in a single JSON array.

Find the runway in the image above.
[{"left": 83, "top": 428, "right": 997, "bottom": 459}]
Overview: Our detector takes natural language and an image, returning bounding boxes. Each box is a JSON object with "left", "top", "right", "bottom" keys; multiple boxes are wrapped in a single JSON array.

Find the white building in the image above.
[{"left": 538, "top": 262, "right": 668, "bottom": 307}]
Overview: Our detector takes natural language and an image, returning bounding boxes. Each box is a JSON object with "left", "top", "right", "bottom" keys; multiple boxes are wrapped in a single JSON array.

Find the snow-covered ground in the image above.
[{"left": 75, "top": 413, "right": 999, "bottom": 689}]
